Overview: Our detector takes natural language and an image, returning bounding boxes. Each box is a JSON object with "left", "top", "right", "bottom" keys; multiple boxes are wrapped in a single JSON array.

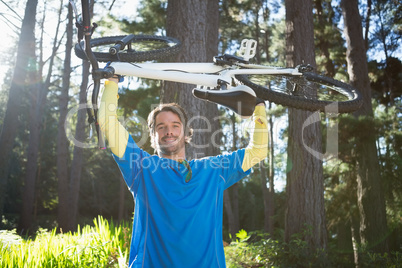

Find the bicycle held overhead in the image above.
[{"left": 70, "top": 0, "right": 362, "bottom": 148}]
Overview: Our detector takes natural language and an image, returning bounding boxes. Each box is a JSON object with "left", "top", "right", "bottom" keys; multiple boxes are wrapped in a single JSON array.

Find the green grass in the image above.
[
  {"left": 2, "top": 222, "right": 400, "bottom": 267},
  {"left": 0, "top": 216, "right": 130, "bottom": 268}
]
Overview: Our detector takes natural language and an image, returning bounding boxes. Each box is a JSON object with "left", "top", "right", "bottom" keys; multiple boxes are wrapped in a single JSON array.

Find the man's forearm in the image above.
[
  {"left": 241, "top": 104, "right": 268, "bottom": 171},
  {"left": 98, "top": 80, "right": 129, "bottom": 158}
]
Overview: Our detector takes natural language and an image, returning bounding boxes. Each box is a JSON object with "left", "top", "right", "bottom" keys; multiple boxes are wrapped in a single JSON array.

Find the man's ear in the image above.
[{"left": 184, "top": 135, "right": 191, "bottom": 145}]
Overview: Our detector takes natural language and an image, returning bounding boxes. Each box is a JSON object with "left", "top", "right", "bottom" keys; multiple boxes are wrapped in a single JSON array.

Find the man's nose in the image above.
[{"left": 165, "top": 126, "right": 173, "bottom": 136}]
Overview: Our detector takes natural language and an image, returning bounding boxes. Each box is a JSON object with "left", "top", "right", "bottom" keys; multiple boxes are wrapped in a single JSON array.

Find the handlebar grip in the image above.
[
  {"left": 109, "top": 34, "right": 135, "bottom": 55},
  {"left": 109, "top": 44, "right": 122, "bottom": 55}
]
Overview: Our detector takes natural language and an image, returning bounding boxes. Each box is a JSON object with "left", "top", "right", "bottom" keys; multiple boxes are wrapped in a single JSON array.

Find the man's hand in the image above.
[
  {"left": 256, "top": 97, "right": 266, "bottom": 107},
  {"left": 108, "top": 76, "right": 119, "bottom": 84},
  {"left": 108, "top": 74, "right": 124, "bottom": 83}
]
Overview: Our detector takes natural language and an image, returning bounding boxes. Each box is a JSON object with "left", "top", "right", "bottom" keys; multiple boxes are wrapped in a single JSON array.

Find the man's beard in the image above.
[{"left": 158, "top": 135, "right": 185, "bottom": 156}]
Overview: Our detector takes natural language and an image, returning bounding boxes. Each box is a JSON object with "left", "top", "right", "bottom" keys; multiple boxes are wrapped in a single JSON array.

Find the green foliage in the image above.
[
  {"left": 0, "top": 216, "right": 130, "bottom": 268},
  {"left": 236, "top": 229, "right": 251, "bottom": 242},
  {"left": 313, "top": 0, "right": 348, "bottom": 79},
  {"left": 225, "top": 229, "right": 402, "bottom": 267},
  {"left": 369, "top": 57, "right": 402, "bottom": 105},
  {"left": 225, "top": 229, "right": 330, "bottom": 267}
]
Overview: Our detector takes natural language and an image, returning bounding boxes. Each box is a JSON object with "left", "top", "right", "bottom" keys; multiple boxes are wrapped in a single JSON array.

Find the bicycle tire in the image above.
[
  {"left": 74, "top": 35, "right": 181, "bottom": 62},
  {"left": 235, "top": 72, "right": 363, "bottom": 113}
]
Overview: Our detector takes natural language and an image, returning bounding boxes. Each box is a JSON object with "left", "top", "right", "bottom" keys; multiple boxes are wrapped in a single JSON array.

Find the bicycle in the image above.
[{"left": 70, "top": 0, "right": 363, "bottom": 148}]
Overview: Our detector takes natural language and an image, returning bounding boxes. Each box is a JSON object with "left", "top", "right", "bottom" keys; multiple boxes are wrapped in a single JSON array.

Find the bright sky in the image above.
[
  {"left": 0, "top": 0, "right": 140, "bottom": 84},
  {"left": 109, "top": 0, "right": 139, "bottom": 20},
  {"left": 0, "top": 1, "right": 24, "bottom": 84}
]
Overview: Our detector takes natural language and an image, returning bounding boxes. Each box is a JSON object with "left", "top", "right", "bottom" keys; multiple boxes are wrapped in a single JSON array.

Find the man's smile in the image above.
[{"left": 161, "top": 136, "right": 179, "bottom": 145}]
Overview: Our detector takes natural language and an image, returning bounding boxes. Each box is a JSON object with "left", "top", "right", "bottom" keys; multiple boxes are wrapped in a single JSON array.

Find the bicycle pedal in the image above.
[{"left": 238, "top": 39, "right": 257, "bottom": 61}]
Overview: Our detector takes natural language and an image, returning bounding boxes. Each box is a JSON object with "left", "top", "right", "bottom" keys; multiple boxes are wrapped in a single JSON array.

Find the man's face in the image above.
[{"left": 154, "top": 111, "right": 186, "bottom": 159}]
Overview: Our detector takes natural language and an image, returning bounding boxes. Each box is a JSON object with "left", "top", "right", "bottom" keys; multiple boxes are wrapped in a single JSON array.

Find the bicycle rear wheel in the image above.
[
  {"left": 74, "top": 35, "right": 181, "bottom": 62},
  {"left": 235, "top": 72, "right": 362, "bottom": 113}
]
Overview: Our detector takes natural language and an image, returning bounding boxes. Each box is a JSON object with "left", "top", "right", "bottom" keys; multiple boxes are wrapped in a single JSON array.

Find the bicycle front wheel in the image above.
[
  {"left": 236, "top": 72, "right": 363, "bottom": 113},
  {"left": 74, "top": 35, "right": 181, "bottom": 62}
]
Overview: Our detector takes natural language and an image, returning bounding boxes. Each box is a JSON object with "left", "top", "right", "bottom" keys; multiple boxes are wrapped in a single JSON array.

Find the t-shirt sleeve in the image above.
[
  {"left": 113, "top": 135, "right": 150, "bottom": 195},
  {"left": 212, "top": 149, "right": 251, "bottom": 189}
]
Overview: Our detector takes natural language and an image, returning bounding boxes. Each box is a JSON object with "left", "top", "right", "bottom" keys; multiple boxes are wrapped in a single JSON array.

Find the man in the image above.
[{"left": 99, "top": 77, "right": 268, "bottom": 267}]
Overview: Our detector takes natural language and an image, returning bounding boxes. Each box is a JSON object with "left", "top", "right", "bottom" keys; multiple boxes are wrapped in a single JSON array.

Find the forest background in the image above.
[{"left": 0, "top": 0, "right": 401, "bottom": 266}]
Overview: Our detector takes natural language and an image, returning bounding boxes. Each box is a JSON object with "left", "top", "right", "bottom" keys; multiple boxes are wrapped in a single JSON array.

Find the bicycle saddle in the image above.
[{"left": 192, "top": 85, "right": 256, "bottom": 117}]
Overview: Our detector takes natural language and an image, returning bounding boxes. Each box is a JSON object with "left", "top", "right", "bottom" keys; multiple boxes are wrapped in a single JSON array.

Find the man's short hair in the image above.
[{"left": 147, "top": 103, "right": 193, "bottom": 149}]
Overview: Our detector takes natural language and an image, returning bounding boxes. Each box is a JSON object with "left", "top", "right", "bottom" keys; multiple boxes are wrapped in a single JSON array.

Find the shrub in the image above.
[
  {"left": 224, "top": 229, "right": 401, "bottom": 268},
  {"left": 0, "top": 216, "right": 130, "bottom": 268}
]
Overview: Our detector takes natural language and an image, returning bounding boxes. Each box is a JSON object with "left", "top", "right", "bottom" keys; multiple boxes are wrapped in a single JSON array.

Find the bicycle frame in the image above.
[
  {"left": 73, "top": 0, "right": 302, "bottom": 149},
  {"left": 108, "top": 62, "right": 303, "bottom": 89}
]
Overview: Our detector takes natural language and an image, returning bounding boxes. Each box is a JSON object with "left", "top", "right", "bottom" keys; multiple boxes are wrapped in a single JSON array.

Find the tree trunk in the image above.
[
  {"left": 225, "top": 112, "right": 240, "bottom": 239},
  {"left": 118, "top": 178, "right": 126, "bottom": 221},
  {"left": 18, "top": 1, "right": 63, "bottom": 233},
  {"left": 231, "top": 183, "right": 240, "bottom": 234},
  {"left": 58, "top": 0, "right": 93, "bottom": 232},
  {"left": 57, "top": 4, "right": 74, "bottom": 232},
  {"left": 337, "top": 221, "right": 354, "bottom": 264},
  {"left": 163, "top": 0, "right": 220, "bottom": 159},
  {"left": 260, "top": 151, "right": 274, "bottom": 235},
  {"left": 223, "top": 191, "right": 235, "bottom": 239},
  {"left": 267, "top": 102, "right": 275, "bottom": 234},
  {"left": 351, "top": 214, "right": 362, "bottom": 267},
  {"left": 259, "top": 163, "right": 270, "bottom": 233},
  {"left": 18, "top": 78, "right": 41, "bottom": 233},
  {"left": 66, "top": 60, "right": 90, "bottom": 231},
  {"left": 230, "top": 113, "right": 240, "bottom": 235},
  {"left": 341, "top": 0, "right": 388, "bottom": 253},
  {"left": 284, "top": 0, "right": 327, "bottom": 250},
  {"left": 364, "top": 0, "right": 372, "bottom": 52},
  {"left": 0, "top": 0, "right": 38, "bottom": 226}
]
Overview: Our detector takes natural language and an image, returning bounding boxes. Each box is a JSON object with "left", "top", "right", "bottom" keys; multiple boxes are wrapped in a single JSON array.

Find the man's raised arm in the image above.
[
  {"left": 241, "top": 103, "right": 268, "bottom": 171},
  {"left": 98, "top": 79, "right": 129, "bottom": 158}
]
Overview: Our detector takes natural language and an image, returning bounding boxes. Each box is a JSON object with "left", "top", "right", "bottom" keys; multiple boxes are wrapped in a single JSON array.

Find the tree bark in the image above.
[
  {"left": 0, "top": 0, "right": 38, "bottom": 226},
  {"left": 163, "top": 0, "right": 220, "bottom": 159},
  {"left": 341, "top": 0, "right": 388, "bottom": 253},
  {"left": 284, "top": 0, "right": 327, "bottom": 250},
  {"left": 57, "top": 4, "right": 74, "bottom": 232}
]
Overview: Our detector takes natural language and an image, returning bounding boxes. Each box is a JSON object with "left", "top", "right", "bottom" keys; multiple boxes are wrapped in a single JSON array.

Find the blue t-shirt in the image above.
[{"left": 113, "top": 135, "right": 251, "bottom": 268}]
